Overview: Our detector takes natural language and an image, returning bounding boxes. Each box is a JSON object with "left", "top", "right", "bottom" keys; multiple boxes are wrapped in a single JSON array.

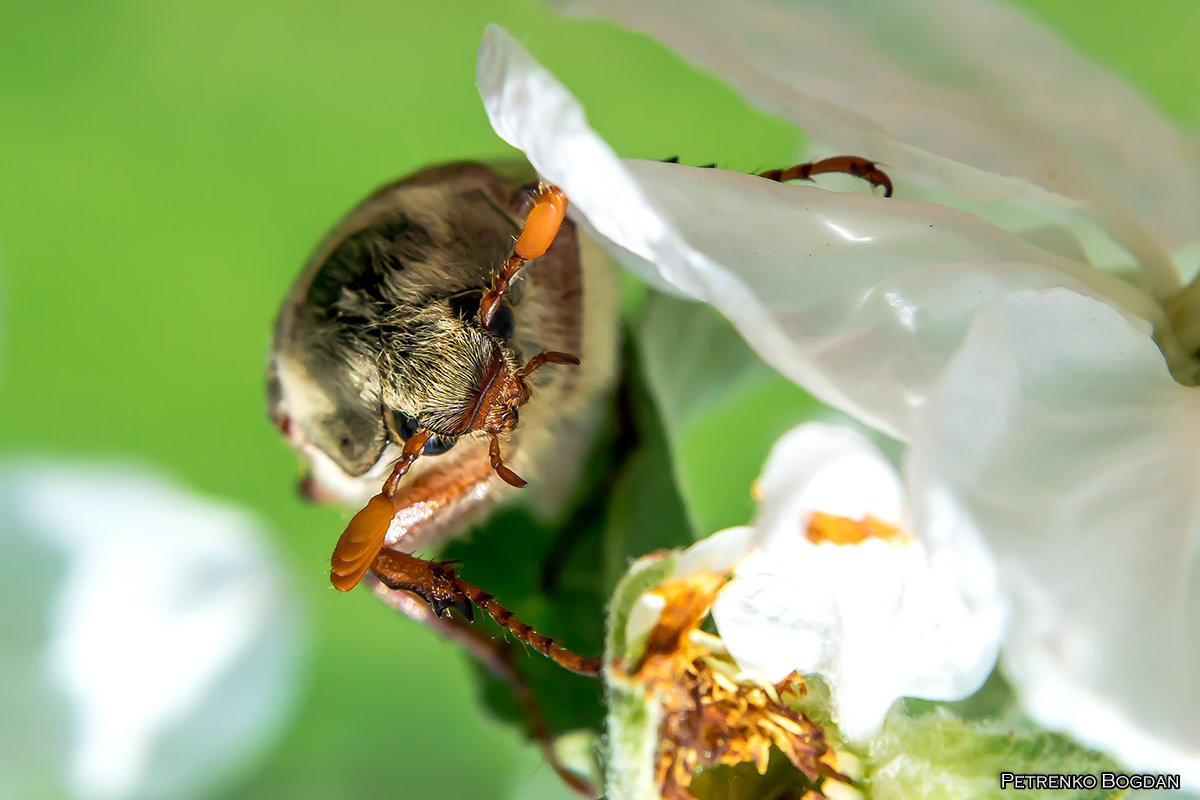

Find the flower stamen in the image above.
[
  {"left": 626, "top": 573, "right": 847, "bottom": 799},
  {"left": 805, "top": 511, "right": 908, "bottom": 546}
]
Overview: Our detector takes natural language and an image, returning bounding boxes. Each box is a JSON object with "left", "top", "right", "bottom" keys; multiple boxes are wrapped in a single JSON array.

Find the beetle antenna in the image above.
[
  {"left": 383, "top": 428, "right": 432, "bottom": 497},
  {"left": 479, "top": 184, "right": 568, "bottom": 327},
  {"left": 329, "top": 427, "right": 436, "bottom": 592}
]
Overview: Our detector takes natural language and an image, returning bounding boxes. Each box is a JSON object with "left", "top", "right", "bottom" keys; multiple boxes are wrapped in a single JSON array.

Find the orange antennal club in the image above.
[
  {"left": 513, "top": 185, "right": 567, "bottom": 260},
  {"left": 331, "top": 428, "right": 434, "bottom": 591},
  {"left": 330, "top": 493, "right": 395, "bottom": 592}
]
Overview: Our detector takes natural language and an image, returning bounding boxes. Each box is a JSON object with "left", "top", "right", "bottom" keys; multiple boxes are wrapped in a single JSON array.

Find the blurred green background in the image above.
[{"left": 1, "top": 1, "right": 1195, "bottom": 798}]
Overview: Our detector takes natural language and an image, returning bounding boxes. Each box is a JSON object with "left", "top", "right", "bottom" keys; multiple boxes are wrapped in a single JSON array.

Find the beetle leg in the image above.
[
  {"left": 371, "top": 548, "right": 602, "bottom": 678},
  {"left": 371, "top": 548, "right": 474, "bottom": 621},
  {"left": 367, "top": 574, "right": 599, "bottom": 797},
  {"left": 759, "top": 155, "right": 893, "bottom": 197}
]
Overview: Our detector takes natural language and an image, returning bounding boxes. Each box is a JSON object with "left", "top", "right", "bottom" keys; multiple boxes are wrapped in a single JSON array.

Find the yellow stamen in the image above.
[
  {"left": 625, "top": 572, "right": 842, "bottom": 799},
  {"left": 806, "top": 511, "right": 907, "bottom": 545}
]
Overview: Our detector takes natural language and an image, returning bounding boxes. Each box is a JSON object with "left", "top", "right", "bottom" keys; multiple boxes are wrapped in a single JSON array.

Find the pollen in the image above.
[
  {"left": 627, "top": 573, "right": 851, "bottom": 800},
  {"left": 805, "top": 511, "right": 908, "bottom": 546}
]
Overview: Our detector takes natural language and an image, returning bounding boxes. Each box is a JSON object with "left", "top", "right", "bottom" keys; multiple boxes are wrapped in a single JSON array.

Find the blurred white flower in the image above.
[
  {"left": 0, "top": 463, "right": 303, "bottom": 800},
  {"left": 475, "top": 4, "right": 1200, "bottom": 788}
]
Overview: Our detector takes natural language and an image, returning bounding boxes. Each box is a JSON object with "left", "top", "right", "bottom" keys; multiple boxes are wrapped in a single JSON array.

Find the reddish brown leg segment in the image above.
[
  {"left": 520, "top": 350, "right": 580, "bottom": 378},
  {"left": 489, "top": 436, "right": 527, "bottom": 488},
  {"left": 371, "top": 548, "right": 602, "bottom": 678},
  {"left": 370, "top": 547, "right": 475, "bottom": 621},
  {"left": 480, "top": 184, "right": 568, "bottom": 327},
  {"left": 368, "top": 576, "right": 598, "bottom": 797},
  {"left": 759, "top": 155, "right": 893, "bottom": 197},
  {"left": 462, "top": 577, "right": 603, "bottom": 677}
]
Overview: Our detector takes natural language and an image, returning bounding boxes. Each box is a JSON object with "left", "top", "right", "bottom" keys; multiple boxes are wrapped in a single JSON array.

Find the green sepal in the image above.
[
  {"left": 603, "top": 550, "right": 679, "bottom": 800},
  {"left": 863, "top": 702, "right": 1124, "bottom": 800}
]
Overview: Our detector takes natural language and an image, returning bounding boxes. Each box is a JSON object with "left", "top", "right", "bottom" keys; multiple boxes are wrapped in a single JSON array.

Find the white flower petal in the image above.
[
  {"left": 672, "top": 525, "right": 755, "bottom": 578},
  {"left": 753, "top": 424, "right": 907, "bottom": 537},
  {"left": 908, "top": 289, "right": 1200, "bottom": 786},
  {"left": 624, "top": 592, "right": 668, "bottom": 662},
  {"left": 713, "top": 424, "right": 1001, "bottom": 741},
  {"left": 0, "top": 463, "right": 303, "bottom": 800},
  {"left": 476, "top": 25, "right": 1164, "bottom": 441},
  {"left": 559, "top": 0, "right": 1199, "bottom": 291}
]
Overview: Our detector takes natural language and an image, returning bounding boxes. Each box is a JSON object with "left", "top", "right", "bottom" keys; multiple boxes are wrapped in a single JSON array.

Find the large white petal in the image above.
[
  {"left": 0, "top": 464, "right": 303, "bottom": 800},
  {"left": 558, "top": 0, "right": 1199, "bottom": 294},
  {"left": 477, "top": 25, "right": 1164, "bottom": 441},
  {"left": 713, "top": 424, "right": 1002, "bottom": 741},
  {"left": 908, "top": 289, "right": 1200, "bottom": 786}
]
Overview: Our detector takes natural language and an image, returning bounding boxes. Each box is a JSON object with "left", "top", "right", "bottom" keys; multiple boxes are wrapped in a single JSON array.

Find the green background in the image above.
[{"left": 0, "top": 1, "right": 1195, "bottom": 798}]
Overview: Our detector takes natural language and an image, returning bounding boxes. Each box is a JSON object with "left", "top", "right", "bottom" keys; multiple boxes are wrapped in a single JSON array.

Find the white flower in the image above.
[
  {"left": 476, "top": 24, "right": 1186, "bottom": 443},
  {"left": 475, "top": 3, "right": 1200, "bottom": 787},
  {"left": 908, "top": 287, "right": 1200, "bottom": 782},
  {"left": 685, "top": 422, "right": 1002, "bottom": 743},
  {"left": 0, "top": 463, "right": 303, "bottom": 800},
  {"left": 556, "top": 0, "right": 1200, "bottom": 291}
]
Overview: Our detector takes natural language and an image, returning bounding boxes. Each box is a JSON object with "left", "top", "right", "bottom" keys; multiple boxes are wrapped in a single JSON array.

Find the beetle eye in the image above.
[
  {"left": 421, "top": 433, "right": 455, "bottom": 456},
  {"left": 449, "top": 290, "right": 481, "bottom": 325},
  {"left": 449, "top": 290, "right": 515, "bottom": 340},
  {"left": 386, "top": 409, "right": 456, "bottom": 456}
]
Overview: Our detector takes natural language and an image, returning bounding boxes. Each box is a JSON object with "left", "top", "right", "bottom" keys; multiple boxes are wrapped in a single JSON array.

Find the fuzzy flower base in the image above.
[{"left": 604, "top": 551, "right": 1124, "bottom": 800}]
